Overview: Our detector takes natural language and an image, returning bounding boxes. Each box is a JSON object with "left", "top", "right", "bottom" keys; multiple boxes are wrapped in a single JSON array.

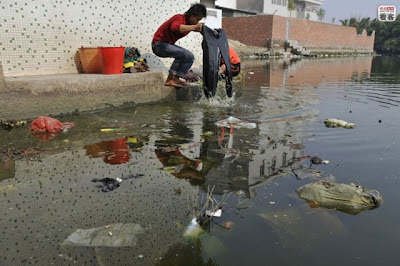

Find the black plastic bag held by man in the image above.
[{"left": 202, "top": 26, "right": 233, "bottom": 98}]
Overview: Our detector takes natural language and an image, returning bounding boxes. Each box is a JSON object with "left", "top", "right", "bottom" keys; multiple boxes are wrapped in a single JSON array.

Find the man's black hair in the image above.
[{"left": 186, "top": 3, "right": 207, "bottom": 18}]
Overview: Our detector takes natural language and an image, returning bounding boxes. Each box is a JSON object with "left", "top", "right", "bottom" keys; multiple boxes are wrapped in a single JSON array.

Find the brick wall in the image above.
[
  {"left": 223, "top": 15, "right": 375, "bottom": 51},
  {"left": 222, "top": 15, "right": 274, "bottom": 47},
  {"left": 288, "top": 18, "right": 375, "bottom": 50},
  {"left": 271, "top": 15, "right": 287, "bottom": 46}
]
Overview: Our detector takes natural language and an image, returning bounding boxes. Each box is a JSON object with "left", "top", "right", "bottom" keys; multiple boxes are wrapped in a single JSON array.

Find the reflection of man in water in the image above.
[{"left": 155, "top": 146, "right": 204, "bottom": 185}]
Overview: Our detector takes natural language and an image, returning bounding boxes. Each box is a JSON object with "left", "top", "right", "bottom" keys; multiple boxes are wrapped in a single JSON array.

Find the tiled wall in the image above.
[{"left": 0, "top": 0, "right": 204, "bottom": 77}]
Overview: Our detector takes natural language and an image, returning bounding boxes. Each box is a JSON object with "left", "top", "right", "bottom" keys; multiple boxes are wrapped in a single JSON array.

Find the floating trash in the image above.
[
  {"left": 223, "top": 221, "right": 233, "bottom": 229},
  {"left": 0, "top": 120, "right": 27, "bottom": 130},
  {"left": 215, "top": 116, "right": 257, "bottom": 129},
  {"left": 29, "top": 116, "right": 75, "bottom": 141},
  {"left": 309, "top": 156, "right": 329, "bottom": 167},
  {"left": 184, "top": 218, "right": 205, "bottom": 238},
  {"left": 324, "top": 118, "right": 355, "bottom": 129},
  {"left": 91, "top": 177, "right": 122, "bottom": 192},
  {"left": 202, "top": 131, "right": 214, "bottom": 137},
  {"left": 296, "top": 180, "right": 382, "bottom": 214},
  {"left": 205, "top": 209, "right": 222, "bottom": 217},
  {"left": 30, "top": 116, "right": 75, "bottom": 132},
  {"left": 61, "top": 223, "right": 144, "bottom": 247},
  {"left": 100, "top": 128, "right": 127, "bottom": 132}
]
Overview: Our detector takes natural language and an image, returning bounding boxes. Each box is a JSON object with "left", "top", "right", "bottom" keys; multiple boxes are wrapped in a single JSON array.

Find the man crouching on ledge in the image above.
[{"left": 151, "top": 3, "right": 207, "bottom": 88}]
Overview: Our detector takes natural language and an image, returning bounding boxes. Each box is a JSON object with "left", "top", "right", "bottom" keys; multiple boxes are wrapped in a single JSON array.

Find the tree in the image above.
[
  {"left": 358, "top": 17, "right": 371, "bottom": 34},
  {"left": 384, "top": 39, "right": 398, "bottom": 51},
  {"left": 340, "top": 14, "right": 400, "bottom": 53},
  {"left": 316, "top": 8, "right": 325, "bottom": 22},
  {"left": 306, "top": 13, "right": 310, "bottom": 20},
  {"left": 349, "top": 17, "right": 358, "bottom": 28},
  {"left": 340, "top": 19, "right": 349, "bottom": 26},
  {"left": 288, "top": 0, "right": 296, "bottom": 18}
]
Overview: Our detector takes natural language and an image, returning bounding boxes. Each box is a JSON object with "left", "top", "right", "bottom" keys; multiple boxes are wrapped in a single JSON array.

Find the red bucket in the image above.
[{"left": 100, "top": 46, "right": 125, "bottom": 74}]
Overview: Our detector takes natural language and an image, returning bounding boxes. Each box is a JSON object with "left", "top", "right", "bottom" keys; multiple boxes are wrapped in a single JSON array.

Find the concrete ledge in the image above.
[
  {"left": 0, "top": 72, "right": 175, "bottom": 120},
  {"left": 176, "top": 83, "right": 203, "bottom": 102}
]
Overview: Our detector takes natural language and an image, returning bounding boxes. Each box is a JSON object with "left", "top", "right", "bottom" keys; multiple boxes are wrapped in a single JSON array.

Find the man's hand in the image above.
[
  {"left": 193, "top": 23, "right": 203, "bottom": 32},
  {"left": 180, "top": 23, "right": 204, "bottom": 33}
]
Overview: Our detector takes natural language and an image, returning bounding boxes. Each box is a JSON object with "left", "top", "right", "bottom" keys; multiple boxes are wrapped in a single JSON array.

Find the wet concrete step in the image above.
[{"left": 175, "top": 83, "right": 203, "bottom": 102}]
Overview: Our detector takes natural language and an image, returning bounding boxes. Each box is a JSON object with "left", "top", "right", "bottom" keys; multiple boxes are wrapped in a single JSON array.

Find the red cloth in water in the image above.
[
  {"left": 31, "top": 131, "right": 61, "bottom": 142},
  {"left": 30, "top": 116, "right": 64, "bottom": 132},
  {"left": 30, "top": 116, "right": 75, "bottom": 141},
  {"left": 30, "top": 116, "right": 75, "bottom": 132}
]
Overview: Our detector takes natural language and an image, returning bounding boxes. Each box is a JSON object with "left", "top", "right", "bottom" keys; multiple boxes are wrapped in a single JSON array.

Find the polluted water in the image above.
[{"left": 0, "top": 56, "right": 400, "bottom": 265}]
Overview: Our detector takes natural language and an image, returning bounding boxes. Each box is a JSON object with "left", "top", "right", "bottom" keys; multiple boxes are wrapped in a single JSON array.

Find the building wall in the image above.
[
  {"left": 296, "top": 11, "right": 319, "bottom": 21},
  {"left": 294, "top": 0, "right": 321, "bottom": 21},
  {"left": 226, "top": 10, "right": 257, "bottom": 17},
  {"left": 217, "top": 0, "right": 321, "bottom": 21},
  {"left": 238, "top": 0, "right": 264, "bottom": 13},
  {"left": 263, "top": 0, "right": 289, "bottom": 17},
  {"left": 222, "top": 15, "right": 375, "bottom": 51},
  {"left": 215, "top": 0, "right": 236, "bottom": 9},
  {"left": 0, "top": 0, "right": 204, "bottom": 77}
]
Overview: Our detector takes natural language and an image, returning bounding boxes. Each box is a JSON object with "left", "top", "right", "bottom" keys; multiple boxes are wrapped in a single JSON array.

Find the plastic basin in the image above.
[
  {"left": 78, "top": 47, "right": 103, "bottom": 74},
  {"left": 100, "top": 46, "right": 125, "bottom": 74}
]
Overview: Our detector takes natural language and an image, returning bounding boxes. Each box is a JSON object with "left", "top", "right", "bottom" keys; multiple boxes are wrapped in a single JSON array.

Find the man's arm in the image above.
[{"left": 180, "top": 23, "right": 203, "bottom": 33}]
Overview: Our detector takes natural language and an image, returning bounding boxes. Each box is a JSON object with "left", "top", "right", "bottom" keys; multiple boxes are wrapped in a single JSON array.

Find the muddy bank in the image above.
[{"left": 228, "top": 39, "right": 375, "bottom": 59}]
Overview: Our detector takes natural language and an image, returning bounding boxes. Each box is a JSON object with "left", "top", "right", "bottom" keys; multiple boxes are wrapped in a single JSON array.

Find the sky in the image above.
[{"left": 321, "top": 0, "right": 399, "bottom": 23}]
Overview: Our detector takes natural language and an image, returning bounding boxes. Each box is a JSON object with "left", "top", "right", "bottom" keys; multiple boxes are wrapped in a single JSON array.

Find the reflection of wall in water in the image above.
[
  {"left": 0, "top": 137, "right": 198, "bottom": 265},
  {"left": 201, "top": 131, "right": 251, "bottom": 195},
  {"left": 200, "top": 124, "right": 307, "bottom": 198},
  {"left": 280, "top": 57, "right": 372, "bottom": 88},
  {"left": 245, "top": 57, "right": 373, "bottom": 89},
  {"left": 248, "top": 139, "right": 301, "bottom": 197}
]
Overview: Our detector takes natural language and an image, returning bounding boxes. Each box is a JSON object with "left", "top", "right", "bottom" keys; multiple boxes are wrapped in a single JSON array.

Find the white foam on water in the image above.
[{"left": 197, "top": 92, "right": 236, "bottom": 108}]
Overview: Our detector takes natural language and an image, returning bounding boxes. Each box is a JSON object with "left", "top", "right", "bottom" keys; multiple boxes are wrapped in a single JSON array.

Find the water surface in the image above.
[{"left": 1, "top": 55, "right": 399, "bottom": 265}]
